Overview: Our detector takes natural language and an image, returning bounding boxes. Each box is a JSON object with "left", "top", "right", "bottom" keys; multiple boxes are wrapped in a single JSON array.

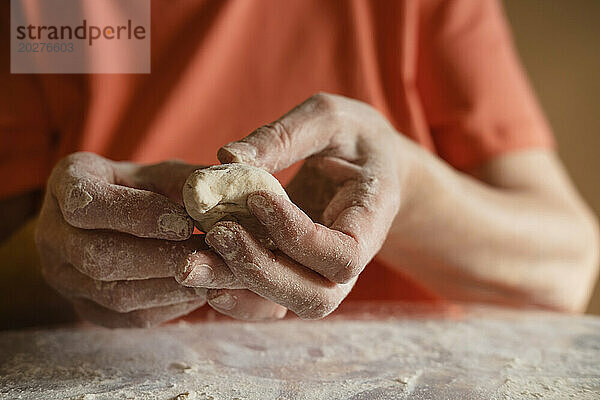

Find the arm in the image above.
[
  {"left": 184, "top": 93, "right": 598, "bottom": 319},
  {"left": 379, "top": 144, "right": 599, "bottom": 312},
  {"left": 386, "top": 0, "right": 599, "bottom": 311},
  {"left": 173, "top": 0, "right": 598, "bottom": 318}
]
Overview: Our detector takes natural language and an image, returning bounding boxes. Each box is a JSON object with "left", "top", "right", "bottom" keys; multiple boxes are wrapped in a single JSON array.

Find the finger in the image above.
[
  {"left": 207, "top": 289, "right": 287, "bottom": 321},
  {"left": 174, "top": 250, "right": 245, "bottom": 289},
  {"left": 206, "top": 222, "right": 355, "bottom": 319},
  {"left": 37, "top": 196, "right": 240, "bottom": 284},
  {"left": 218, "top": 93, "right": 351, "bottom": 173},
  {"left": 73, "top": 298, "right": 205, "bottom": 328},
  {"left": 50, "top": 152, "right": 193, "bottom": 240},
  {"left": 41, "top": 259, "right": 206, "bottom": 313},
  {"left": 115, "top": 159, "right": 201, "bottom": 204},
  {"left": 247, "top": 190, "right": 372, "bottom": 284}
]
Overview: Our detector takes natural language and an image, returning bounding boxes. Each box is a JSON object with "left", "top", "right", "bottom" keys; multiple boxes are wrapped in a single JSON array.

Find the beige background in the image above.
[{"left": 502, "top": 0, "right": 600, "bottom": 313}]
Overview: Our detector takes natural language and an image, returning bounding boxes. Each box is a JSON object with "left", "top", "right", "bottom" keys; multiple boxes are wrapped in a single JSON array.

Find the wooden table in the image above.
[{"left": 1, "top": 303, "right": 599, "bottom": 399}]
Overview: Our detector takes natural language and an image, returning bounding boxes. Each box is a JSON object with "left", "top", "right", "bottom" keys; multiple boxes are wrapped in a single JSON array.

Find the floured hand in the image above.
[
  {"left": 35, "top": 152, "right": 245, "bottom": 328},
  {"left": 182, "top": 93, "right": 408, "bottom": 319}
]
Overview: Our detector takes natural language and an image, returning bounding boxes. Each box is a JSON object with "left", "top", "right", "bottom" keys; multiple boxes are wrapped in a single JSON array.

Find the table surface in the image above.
[{"left": 1, "top": 303, "right": 599, "bottom": 400}]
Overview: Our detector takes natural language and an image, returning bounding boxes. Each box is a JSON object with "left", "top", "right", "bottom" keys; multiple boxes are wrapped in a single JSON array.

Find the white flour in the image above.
[{"left": 1, "top": 305, "right": 599, "bottom": 399}]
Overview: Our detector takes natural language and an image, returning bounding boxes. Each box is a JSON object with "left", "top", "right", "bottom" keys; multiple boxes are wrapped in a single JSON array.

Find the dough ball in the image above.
[{"left": 183, "top": 163, "right": 289, "bottom": 247}]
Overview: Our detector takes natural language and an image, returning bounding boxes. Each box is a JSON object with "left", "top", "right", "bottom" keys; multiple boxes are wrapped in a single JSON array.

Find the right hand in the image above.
[{"left": 34, "top": 152, "right": 237, "bottom": 328}]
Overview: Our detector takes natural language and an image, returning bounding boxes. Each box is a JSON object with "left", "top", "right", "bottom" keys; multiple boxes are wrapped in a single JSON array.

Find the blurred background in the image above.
[{"left": 502, "top": 0, "right": 600, "bottom": 314}]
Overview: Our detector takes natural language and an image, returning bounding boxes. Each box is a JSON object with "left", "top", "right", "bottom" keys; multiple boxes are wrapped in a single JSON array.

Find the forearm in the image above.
[{"left": 379, "top": 143, "right": 599, "bottom": 311}]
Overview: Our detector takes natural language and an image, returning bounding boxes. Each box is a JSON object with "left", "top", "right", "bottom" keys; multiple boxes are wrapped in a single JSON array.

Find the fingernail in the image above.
[
  {"left": 220, "top": 142, "right": 257, "bottom": 163},
  {"left": 210, "top": 292, "right": 236, "bottom": 310},
  {"left": 178, "top": 264, "right": 214, "bottom": 286},
  {"left": 159, "top": 213, "right": 192, "bottom": 238},
  {"left": 205, "top": 225, "right": 236, "bottom": 249},
  {"left": 247, "top": 193, "right": 275, "bottom": 221},
  {"left": 247, "top": 193, "right": 267, "bottom": 215}
]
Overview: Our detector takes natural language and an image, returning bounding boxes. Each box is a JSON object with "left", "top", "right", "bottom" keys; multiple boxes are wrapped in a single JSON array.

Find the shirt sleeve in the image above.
[{"left": 416, "top": 0, "right": 554, "bottom": 171}]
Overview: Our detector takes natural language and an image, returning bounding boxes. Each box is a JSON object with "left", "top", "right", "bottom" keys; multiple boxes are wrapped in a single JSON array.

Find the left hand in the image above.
[
  {"left": 35, "top": 153, "right": 246, "bottom": 327},
  {"left": 183, "top": 93, "right": 410, "bottom": 319}
]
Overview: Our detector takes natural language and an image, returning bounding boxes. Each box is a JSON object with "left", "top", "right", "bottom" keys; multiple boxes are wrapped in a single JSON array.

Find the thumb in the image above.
[
  {"left": 116, "top": 160, "right": 202, "bottom": 204},
  {"left": 217, "top": 93, "right": 343, "bottom": 173}
]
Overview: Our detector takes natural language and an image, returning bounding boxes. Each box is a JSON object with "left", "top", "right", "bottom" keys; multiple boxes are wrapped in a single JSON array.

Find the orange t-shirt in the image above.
[{"left": 0, "top": 0, "right": 553, "bottom": 302}]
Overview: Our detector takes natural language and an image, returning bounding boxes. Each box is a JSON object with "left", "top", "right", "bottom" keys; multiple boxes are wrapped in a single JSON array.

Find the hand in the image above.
[
  {"left": 34, "top": 152, "right": 244, "bottom": 327},
  {"left": 183, "top": 93, "right": 408, "bottom": 319}
]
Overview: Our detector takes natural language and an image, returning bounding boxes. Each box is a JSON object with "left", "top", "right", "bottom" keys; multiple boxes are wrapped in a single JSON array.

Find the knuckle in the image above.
[
  {"left": 59, "top": 178, "right": 95, "bottom": 218},
  {"left": 53, "top": 152, "right": 99, "bottom": 180},
  {"left": 309, "top": 92, "right": 337, "bottom": 114},
  {"left": 53, "top": 152, "right": 82, "bottom": 173},
  {"left": 51, "top": 154, "right": 113, "bottom": 224}
]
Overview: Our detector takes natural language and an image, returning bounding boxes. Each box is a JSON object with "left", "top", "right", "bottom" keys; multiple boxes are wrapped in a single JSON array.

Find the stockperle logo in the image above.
[{"left": 11, "top": 0, "right": 150, "bottom": 74}]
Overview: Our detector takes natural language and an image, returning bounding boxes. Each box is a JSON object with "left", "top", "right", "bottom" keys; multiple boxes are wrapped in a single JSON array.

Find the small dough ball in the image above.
[{"left": 183, "top": 163, "right": 289, "bottom": 246}]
